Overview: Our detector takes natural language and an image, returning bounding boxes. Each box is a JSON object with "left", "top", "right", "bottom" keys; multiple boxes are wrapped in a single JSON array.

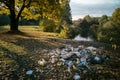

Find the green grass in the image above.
[
  {"left": 0, "top": 25, "right": 9, "bottom": 30},
  {"left": 0, "top": 40, "right": 27, "bottom": 55},
  {"left": 0, "top": 25, "right": 39, "bottom": 30}
]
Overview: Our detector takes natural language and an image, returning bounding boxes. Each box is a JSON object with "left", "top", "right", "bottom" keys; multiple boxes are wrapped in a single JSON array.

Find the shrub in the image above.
[
  {"left": 59, "top": 25, "right": 81, "bottom": 39},
  {"left": 0, "top": 14, "right": 10, "bottom": 26},
  {"left": 39, "top": 18, "right": 57, "bottom": 32},
  {"left": 97, "top": 21, "right": 120, "bottom": 45}
]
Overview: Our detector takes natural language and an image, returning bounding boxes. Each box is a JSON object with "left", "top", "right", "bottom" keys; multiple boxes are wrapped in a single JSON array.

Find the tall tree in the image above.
[
  {"left": 112, "top": 8, "right": 120, "bottom": 25},
  {"left": 98, "top": 8, "right": 120, "bottom": 45},
  {"left": 0, "top": 0, "right": 60, "bottom": 31},
  {"left": 98, "top": 15, "right": 108, "bottom": 27},
  {"left": 60, "top": 0, "right": 72, "bottom": 25}
]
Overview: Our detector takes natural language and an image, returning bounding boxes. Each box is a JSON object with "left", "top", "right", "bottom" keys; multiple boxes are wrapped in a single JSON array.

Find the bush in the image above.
[
  {"left": 59, "top": 26, "right": 70, "bottom": 39},
  {"left": 0, "top": 14, "right": 10, "bottom": 26},
  {"left": 97, "top": 21, "right": 120, "bottom": 45},
  {"left": 39, "top": 18, "right": 57, "bottom": 32},
  {"left": 59, "top": 25, "right": 81, "bottom": 39}
]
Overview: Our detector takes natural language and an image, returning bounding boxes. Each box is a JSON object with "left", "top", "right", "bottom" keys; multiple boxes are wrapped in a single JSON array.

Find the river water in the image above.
[{"left": 73, "top": 35, "right": 93, "bottom": 41}]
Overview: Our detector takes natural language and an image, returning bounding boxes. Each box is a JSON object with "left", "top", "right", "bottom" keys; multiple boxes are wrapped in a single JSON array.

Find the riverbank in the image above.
[{"left": 0, "top": 27, "right": 120, "bottom": 80}]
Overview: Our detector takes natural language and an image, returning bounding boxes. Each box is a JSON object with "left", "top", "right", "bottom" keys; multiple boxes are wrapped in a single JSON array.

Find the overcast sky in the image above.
[{"left": 70, "top": 0, "right": 120, "bottom": 20}]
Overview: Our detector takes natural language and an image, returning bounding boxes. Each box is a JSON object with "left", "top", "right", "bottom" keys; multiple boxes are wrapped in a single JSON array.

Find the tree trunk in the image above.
[
  {"left": 8, "top": 0, "right": 29, "bottom": 32},
  {"left": 10, "top": 18, "right": 19, "bottom": 31},
  {"left": 10, "top": 10, "right": 19, "bottom": 31},
  {"left": 9, "top": 0, "right": 19, "bottom": 31}
]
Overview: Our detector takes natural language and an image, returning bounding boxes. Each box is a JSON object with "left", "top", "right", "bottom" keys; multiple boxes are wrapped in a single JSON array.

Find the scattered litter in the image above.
[
  {"left": 26, "top": 70, "right": 33, "bottom": 75},
  {"left": 86, "top": 46, "right": 97, "bottom": 51},
  {"left": 37, "top": 45, "right": 109, "bottom": 79},
  {"left": 94, "top": 56, "right": 101, "bottom": 61},
  {"left": 73, "top": 73, "right": 80, "bottom": 80},
  {"left": 89, "top": 56, "right": 103, "bottom": 64},
  {"left": 38, "top": 59, "right": 46, "bottom": 66},
  {"left": 67, "top": 61, "right": 73, "bottom": 73}
]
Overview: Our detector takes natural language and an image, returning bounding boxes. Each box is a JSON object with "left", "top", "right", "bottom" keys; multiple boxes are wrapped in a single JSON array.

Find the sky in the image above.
[{"left": 70, "top": 0, "right": 120, "bottom": 20}]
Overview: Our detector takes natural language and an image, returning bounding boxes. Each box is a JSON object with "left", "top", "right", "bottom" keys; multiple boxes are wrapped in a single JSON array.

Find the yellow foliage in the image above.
[{"left": 0, "top": 8, "right": 9, "bottom": 15}]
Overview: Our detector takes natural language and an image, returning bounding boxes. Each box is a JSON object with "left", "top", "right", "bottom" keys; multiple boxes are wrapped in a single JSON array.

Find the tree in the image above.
[
  {"left": 39, "top": 18, "right": 56, "bottom": 32},
  {"left": 98, "top": 8, "right": 120, "bottom": 45},
  {"left": 112, "top": 8, "right": 120, "bottom": 25},
  {"left": 60, "top": 0, "right": 72, "bottom": 25},
  {"left": 98, "top": 15, "right": 108, "bottom": 27},
  {"left": 39, "top": 0, "right": 72, "bottom": 33},
  {"left": 0, "top": 0, "right": 60, "bottom": 31},
  {"left": 84, "top": 15, "right": 92, "bottom": 24}
]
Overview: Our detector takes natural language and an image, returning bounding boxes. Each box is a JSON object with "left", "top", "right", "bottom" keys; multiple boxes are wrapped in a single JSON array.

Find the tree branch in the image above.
[
  {"left": 25, "top": 0, "right": 32, "bottom": 7},
  {"left": 16, "top": 0, "right": 32, "bottom": 21},
  {"left": 16, "top": 3, "right": 25, "bottom": 21}
]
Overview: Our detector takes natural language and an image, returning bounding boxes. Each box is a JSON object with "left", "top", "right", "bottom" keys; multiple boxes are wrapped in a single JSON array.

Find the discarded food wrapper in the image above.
[
  {"left": 38, "top": 59, "right": 46, "bottom": 66},
  {"left": 73, "top": 73, "right": 80, "bottom": 80},
  {"left": 26, "top": 70, "right": 33, "bottom": 75}
]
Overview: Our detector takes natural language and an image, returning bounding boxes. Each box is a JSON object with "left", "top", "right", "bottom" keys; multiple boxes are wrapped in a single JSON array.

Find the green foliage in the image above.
[
  {"left": 0, "top": 0, "right": 61, "bottom": 20},
  {"left": 97, "top": 22, "right": 120, "bottom": 45},
  {"left": 77, "top": 18, "right": 91, "bottom": 38},
  {"left": 0, "top": 0, "right": 62, "bottom": 31},
  {"left": 19, "top": 19, "right": 39, "bottom": 25},
  {"left": 59, "top": 25, "right": 81, "bottom": 39},
  {"left": 81, "top": 26, "right": 91, "bottom": 38},
  {"left": 98, "top": 8, "right": 120, "bottom": 45},
  {"left": 79, "top": 19, "right": 89, "bottom": 27},
  {"left": 59, "top": 25, "right": 70, "bottom": 39},
  {"left": 60, "top": 0, "right": 72, "bottom": 25},
  {"left": 112, "top": 8, "right": 120, "bottom": 24},
  {"left": 97, "top": 22, "right": 112, "bottom": 42},
  {"left": 72, "top": 16, "right": 99, "bottom": 39},
  {"left": 66, "top": 27, "right": 81, "bottom": 39},
  {"left": 39, "top": 18, "right": 57, "bottom": 32},
  {"left": 98, "top": 15, "right": 108, "bottom": 27},
  {"left": 0, "top": 0, "right": 72, "bottom": 31},
  {"left": 90, "top": 24, "right": 99, "bottom": 39},
  {"left": 0, "top": 14, "right": 10, "bottom": 26},
  {"left": 84, "top": 15, "right": 92, "bottom": 23}
]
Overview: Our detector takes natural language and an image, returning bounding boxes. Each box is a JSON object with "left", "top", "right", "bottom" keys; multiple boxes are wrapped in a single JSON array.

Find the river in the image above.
[{"left": 73, "top": 35, "right": 93, "bottom": 41}]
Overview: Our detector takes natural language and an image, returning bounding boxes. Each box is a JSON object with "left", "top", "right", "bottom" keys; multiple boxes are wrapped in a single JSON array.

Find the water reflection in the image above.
[{"left": 73, "top": 35, "right": 93, "bottom": 41}]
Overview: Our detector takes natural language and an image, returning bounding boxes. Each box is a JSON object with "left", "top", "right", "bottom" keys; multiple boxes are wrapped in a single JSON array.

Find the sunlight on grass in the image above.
[
  {"left": 0, "top": 25, "right": 58, "bottom": 38},
  {"left": 0, "top": 25, "right": 9, "bottom": 30},
  {"left": 0, "top": 40, "right": 27, "bottom": 55},
  {"left": 0, "top": 25, "right": 39, "bottom": 31}
]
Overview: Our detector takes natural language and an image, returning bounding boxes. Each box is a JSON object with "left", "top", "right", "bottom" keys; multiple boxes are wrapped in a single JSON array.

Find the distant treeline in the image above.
[{"left": 71, "top": 8, "right": 120, "bottom": 46}]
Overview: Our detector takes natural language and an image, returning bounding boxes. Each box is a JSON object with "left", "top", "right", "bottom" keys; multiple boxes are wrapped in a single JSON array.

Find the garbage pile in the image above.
[{"left": 37, "top": 45, "right": 110, "bottom": 79}]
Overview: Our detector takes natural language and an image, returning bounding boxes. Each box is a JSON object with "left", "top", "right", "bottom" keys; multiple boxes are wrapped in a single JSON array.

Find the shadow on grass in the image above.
[
  {"left": 14, "top": 38, "right": 62, "bottom": 54},
  {"left": 0, "top": 46, "right": 44, "bottom": 80},
  {"left": 1, "top": 30, "right": 34, "bottom": 38}
]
